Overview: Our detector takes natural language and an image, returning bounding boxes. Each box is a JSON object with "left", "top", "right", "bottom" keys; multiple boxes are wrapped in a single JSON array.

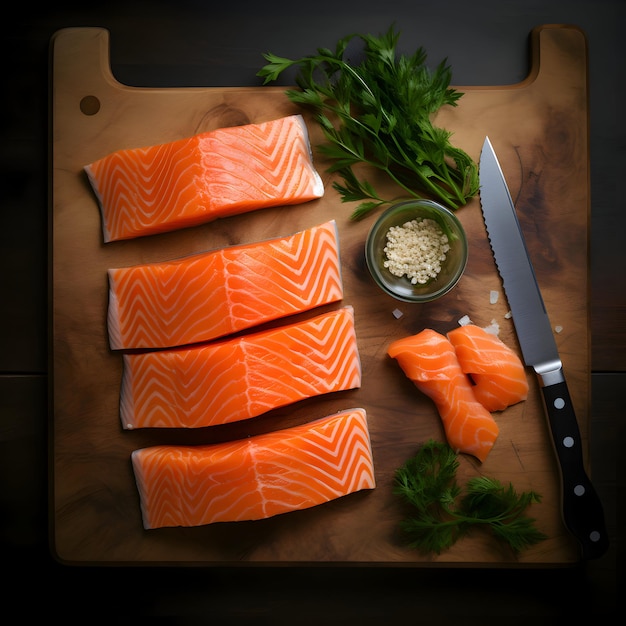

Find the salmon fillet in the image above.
[
  {"left": 120, "top": 306, "right": 361, "bottom": 429},
  {"left": 85, "top": 115, "right": 324, "bottom": 242},
  {"left": 387, "top": 329, "right": 499, "bottom": 462},
  {"left": 131, "top": 408, "right": 375, "bottom": 529},
  {"left": 107, "top": 220, "right": 343, "bottom": 350},
  {"left": 447, "top": 324, "right": 529, "bottom": 412}
]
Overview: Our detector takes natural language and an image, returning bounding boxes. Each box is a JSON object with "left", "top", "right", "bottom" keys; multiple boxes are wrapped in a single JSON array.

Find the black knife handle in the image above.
[{"left": 541, "top": 380, "right": 609, "bottom": 560}]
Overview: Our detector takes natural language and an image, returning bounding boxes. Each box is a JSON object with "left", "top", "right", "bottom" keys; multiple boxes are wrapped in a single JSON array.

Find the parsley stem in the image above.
[{"left": 393, "top": 440, "right": 546, "bottom": 555}]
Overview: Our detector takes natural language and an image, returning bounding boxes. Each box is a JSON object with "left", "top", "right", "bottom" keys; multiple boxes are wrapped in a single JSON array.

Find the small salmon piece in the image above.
[
  {"left": 107, "top": 220, "right": 343, "bottom": 350},
  {"left": 120, "top": 306, "right": 361, "bottom": 429},
  {"left": 388, "top": 329, "right": 499, "bottom": 462},
  {"left": 447, "top": 324, "right": 529, "bottom": 412},
  {"left": 85, "top": 115, "right": 324, "bottom": 242},
  {"left": 131, "top": 408, "right": 375, "bottom": 529}
]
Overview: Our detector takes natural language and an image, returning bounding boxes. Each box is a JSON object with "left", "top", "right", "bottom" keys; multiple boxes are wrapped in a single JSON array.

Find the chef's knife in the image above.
[{"left": 479, "top": 136, "right": 608, "bottom": 560}]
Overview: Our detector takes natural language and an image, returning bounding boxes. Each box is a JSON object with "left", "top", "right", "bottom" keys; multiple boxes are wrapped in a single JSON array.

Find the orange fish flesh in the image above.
[
  {"left": 131, "top": 408, "right": 375, "bottom": 528},
  {"left": 387, "top": 329, "right": 499, "bottom": 462},
  {"left": 85, "top": 114, "right": 324, "bottom": 242},
  {"left": 107, "top": 220, "right": 343, "bottom": 350},
  {"left": 120, "top": 306, "right": 361, "bottom": 429},
  {"left": 447, "top": 324, "right": 529, "bottom": 412}
]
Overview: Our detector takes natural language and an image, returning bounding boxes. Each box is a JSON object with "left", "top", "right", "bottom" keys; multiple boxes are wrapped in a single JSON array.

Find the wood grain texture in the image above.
[{"left": 51, "top": 25, "right": 590, "bottom": 565}]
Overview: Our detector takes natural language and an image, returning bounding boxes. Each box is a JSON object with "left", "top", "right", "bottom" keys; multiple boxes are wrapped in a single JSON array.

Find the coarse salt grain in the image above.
[
  {"left": 483, "top": 319, "right": 500, "bottom": 336},
  {"left": 383, "top": 218, "right": 450, "bottom": 285}
]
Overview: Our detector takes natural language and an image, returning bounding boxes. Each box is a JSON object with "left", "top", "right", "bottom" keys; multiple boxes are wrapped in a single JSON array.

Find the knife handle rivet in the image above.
[
  {"left": 574, "top": 484, "right": 586, "bottom": 496},
  {"left": 554, "top": 397, "right": 565, "bottom": 409},
  {"left": 590, "top": 531, "right": 602, "bottom": 543},
  {"left": 563, "top": 436, "right": 575, "bottom": 448}
]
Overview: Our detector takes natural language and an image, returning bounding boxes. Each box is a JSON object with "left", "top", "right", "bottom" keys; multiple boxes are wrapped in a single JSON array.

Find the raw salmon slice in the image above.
[
  {"left": 120, "top": 306, "right": 361, "bottom": 429},
  {"left": 388, "top": 329, "right": 499, "bottom": 462},
  {"left": 85, "top": 114, "right": 324, "bottom": 242},
  {"left": 447, "top": 324, "right": 529, "bottom": 412},
  {"left": 131, "top": 408, "right": 375, "bottom": 529},
  {"left": 107, "top": 220, "right": 343, "bottom": 350}
]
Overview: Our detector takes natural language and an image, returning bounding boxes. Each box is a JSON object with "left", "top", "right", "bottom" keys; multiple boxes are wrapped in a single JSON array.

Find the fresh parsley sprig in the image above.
[
  {"left": 393, "top": 440, "right": 547, "bottom": 555},
  {"left": 258, "top": 26, "right": 479, "bottom": 220}
]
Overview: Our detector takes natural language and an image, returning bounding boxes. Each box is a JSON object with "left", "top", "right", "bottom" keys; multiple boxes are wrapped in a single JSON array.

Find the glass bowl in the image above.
[{"left": 365, "top": 200, "right": 468, "bottom": 303}]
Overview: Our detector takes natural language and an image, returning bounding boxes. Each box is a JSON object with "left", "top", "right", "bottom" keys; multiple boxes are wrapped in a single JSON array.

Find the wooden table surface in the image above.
[{"left": 2, "top": 0, "right": 622, "bottom": 619}]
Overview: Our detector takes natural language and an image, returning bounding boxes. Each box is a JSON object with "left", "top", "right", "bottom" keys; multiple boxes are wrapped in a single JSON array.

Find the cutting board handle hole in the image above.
[{"left": 80, "top": 95, "right": 101, "bottom": 116}]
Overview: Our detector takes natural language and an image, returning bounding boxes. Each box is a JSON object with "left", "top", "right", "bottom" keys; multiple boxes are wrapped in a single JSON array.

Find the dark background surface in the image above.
[{"left": 1, "top": 0, "right": 622, "bottom": 620}]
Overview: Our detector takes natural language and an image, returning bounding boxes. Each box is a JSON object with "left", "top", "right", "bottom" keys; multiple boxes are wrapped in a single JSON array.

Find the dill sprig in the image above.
[
  {"left": 258, "top": 25, "right": 479, "bottom": 220},
  {"left": 393, "top": 440, "right": 547, "bottom": 555}
]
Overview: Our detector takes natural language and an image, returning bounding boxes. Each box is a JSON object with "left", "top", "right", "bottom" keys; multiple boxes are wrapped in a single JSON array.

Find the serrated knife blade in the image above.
[{"left": 479, "top": 136, "right": 608, "bottom": 560}]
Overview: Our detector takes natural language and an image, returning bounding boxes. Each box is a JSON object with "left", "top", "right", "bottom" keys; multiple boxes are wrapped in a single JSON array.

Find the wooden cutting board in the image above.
[{"left": 51, "top": 25, "right": 591, "bottom": 565}]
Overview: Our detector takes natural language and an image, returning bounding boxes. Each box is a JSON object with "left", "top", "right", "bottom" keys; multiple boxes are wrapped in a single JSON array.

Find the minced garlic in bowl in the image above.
[{"left": 365, "top": 200, "right": 468, "bottom": 302}]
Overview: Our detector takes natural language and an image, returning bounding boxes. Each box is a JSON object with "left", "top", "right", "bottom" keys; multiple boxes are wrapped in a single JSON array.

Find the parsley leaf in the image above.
[
  {"left": 258, "top": 25, "right": 479, "bottom": 220},
  {"left": 393, "top": 440, "right": 547, "bottom": 555}
]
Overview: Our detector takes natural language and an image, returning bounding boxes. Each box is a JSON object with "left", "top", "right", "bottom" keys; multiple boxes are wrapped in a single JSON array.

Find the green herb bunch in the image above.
[
  {"left": 393, "top": 440, "right": 547, "bottom": 555},
  {"left": 258, "top": 26, "right": 479, "bottom": 220}
]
